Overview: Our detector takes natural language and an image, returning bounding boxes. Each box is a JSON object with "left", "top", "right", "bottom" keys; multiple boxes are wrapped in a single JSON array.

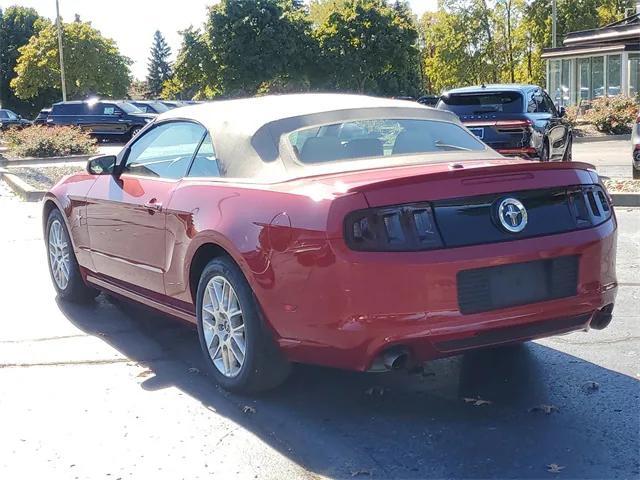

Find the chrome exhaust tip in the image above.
[
  {"left": 383, "top": 349, "right": 409, "bottom": 370},
  {"left": 591, "top": 304, "right": 614, "bottom": 330}
]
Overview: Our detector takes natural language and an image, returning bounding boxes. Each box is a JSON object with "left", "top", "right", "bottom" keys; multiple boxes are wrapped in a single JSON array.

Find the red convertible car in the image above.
[{"left": 44, "top": 94, "right": 618, "bottom": 392}]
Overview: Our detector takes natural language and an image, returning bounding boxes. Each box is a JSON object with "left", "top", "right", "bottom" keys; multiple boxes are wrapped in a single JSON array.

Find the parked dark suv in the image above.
[
  {"left": 128, "top": 100, "right": 170, "bottom": 114},
  {"left": 48, "top": 100, "right": 155, "bottom": 140},
  {"left": 33, "top": 108, "right": 51, "bottom": 126},
  {"left": 437, "top": 84, "right": 572, "bottom": 161},
  {"left": 0, "top": 109, "right": 32, "bottom": 131}
]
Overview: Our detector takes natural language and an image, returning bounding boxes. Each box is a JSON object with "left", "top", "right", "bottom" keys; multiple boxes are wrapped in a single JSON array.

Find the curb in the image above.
[
  {"left": 574, "top": 134, "right": 631, "bottom": 144},
  {"left": 611, "top": 192, "right": 640, "bottom": 207},
  {"left": 0, "top": 153, "right": 92, "bottom": 167},
  {"left": 0, "top": 170, "right": 46, "bottom": 201}
]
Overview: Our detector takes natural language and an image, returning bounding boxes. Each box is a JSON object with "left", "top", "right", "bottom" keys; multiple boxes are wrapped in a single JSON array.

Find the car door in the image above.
[
  {"left": 540, "top": 91, "right": 569, "bottom": 160},
  {"left": 97, "top": 103, "right": 129, "bottom": 135},
  {"left": 85, "top": 120, "right": 207, "bottom": 296}
]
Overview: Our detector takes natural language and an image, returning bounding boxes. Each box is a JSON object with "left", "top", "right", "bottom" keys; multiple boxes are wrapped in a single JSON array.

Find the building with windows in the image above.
[{"left": 541, "top": 8, "right": 640, "bottom": 106}]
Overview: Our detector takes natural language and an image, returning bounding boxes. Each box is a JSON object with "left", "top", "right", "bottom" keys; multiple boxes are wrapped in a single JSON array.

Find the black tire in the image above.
[
  {"left": 539, "top": 140, "right": 550, "bottom": 162},
  {"left": 46, "top": 209, "right": 99, "bottom": 302},
  {"left": 129, "top": 126, "right": 142, "bottom": 139},
  {"left": 562, "top": 136, "right": 573, "bottom": 162},
  {"left": 196, "top": 256, "right": 291, "bottom": 393}
]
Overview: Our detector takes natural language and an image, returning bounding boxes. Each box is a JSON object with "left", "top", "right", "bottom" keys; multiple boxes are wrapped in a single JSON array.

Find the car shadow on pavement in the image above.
[{"left": 57, "top": 294, "right": 640, "bottom": 480}]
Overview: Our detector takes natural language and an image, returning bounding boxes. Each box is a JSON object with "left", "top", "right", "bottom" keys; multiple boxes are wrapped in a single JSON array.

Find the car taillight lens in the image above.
[
  {"left": 567, "top": 185, "right": 612, "bottom": 228},
  {"left": 344, "top": 202, "right": 443, "bottom": 251}
]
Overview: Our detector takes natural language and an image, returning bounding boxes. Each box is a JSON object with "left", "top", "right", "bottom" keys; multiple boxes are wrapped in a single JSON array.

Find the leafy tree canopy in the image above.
[
  {"left": 315, "top": 0, "right": 420, "bottom": 96},
  {"left": 0, "top": 6, "right": 47, "bottom": 113},
  {"left": 11, "top": 20, "right": 132, "bottom": 101}
]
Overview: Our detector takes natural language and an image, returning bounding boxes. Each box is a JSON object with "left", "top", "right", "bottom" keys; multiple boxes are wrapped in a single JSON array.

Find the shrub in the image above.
[
  {"left": 2, "top": 125, "right": 97, "bottom": 158},
  {"left": 563, "top": 105, "right": 580, "bottom": 127},
  {"left": 583, "top": 95, "right": 638, "bottom": 135}
]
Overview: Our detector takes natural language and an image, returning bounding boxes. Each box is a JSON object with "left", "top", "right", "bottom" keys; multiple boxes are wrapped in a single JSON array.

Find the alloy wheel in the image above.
[
  {"left": 48, "top": 219, "right": 70, "bottom": 290},
  {"left": 202, "top": 276, "right": 246, "bottom": 377}
]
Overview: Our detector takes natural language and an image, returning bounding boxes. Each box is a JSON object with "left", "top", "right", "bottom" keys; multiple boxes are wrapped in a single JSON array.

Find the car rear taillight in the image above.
[
  {"left": 495, "top": 119, "right": 533, "bottom": 133},
  {"left": 567, "top": 185, "right": 612, "bottom": 228},
  {"left": 344, "top": 202, "right": 443, "bottom": 251}
]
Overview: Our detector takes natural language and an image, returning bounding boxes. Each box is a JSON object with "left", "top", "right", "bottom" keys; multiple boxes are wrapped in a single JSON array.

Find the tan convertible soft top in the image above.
[{"left": 157, "top": 93, "right": 497, "bottom": 181}]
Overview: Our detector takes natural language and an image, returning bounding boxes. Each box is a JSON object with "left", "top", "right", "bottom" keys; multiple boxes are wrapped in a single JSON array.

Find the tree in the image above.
[
  {"left": 0, "top": 6, "right": 46, "bottom": 113},
  {"left": 420, "top": 8, "right": 487, "bottom": 93},
  {"left": 128, "top": 79, "right": 150, "bottom": 100},
  {"left": 162, "top": 26, "right": 215, "bottom": 100},
  {"left": 315, "top": 0, "right": 420, "bottom": 96},
  {"left": 206, "top": 0, "right": 316, "bottom": 96},
  {"left": 308, "top": 0, "right": 348, "bottom": 24},
  {"left": 11, "top": 20, "right": 132, "bottom": 101},
  {"left": 146, "top": 30, "right": 172, "bottom": 98}
]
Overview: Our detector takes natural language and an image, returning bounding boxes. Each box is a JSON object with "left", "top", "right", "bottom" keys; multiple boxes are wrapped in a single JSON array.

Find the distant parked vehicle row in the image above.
[
  {"left": 436, "top": 84, "right": 573, "bottom": 162},
  {"left": 13, "top": 99, "right": 195, "bottom": 140},
  {"left": 47, "top": 100, "right": 155, "bottom": 140},
  {"left": 0, "top": 109, "right": 32, "bottom": 131}
]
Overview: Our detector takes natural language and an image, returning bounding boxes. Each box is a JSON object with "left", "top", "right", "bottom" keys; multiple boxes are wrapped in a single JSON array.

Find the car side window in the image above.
[
  {"left": 0, "top": 111, "right": 8, "bottom": 119},
  {"left": 528, "top": 90, "right": 550, "bottom": 114},
  {"left": 123, "top": 122, "right": 206, "bottom": 180},
  {"left": 187, "top": 133, "right": 222, "bottom": 178},
  {"left": 541, "top": 92, "right": 557, "bottom": 115},
  {"left": 102, "top": 104, "right": 120, "bottom": 116}
]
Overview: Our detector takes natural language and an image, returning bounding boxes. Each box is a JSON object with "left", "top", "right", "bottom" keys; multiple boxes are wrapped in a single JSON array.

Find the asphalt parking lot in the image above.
[
  {"left": 0, "top": 180, "right": 638, "bottom": 479},
  {"left": 573, "top": 139, "right": 633, "bottom": 179}
]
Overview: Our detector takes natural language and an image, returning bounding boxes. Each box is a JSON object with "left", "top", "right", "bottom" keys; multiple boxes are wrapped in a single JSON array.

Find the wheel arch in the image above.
[
  {"left": 42, "top": 198, "right": 59, "bottom": 231},
  {"left": 188, "top": 242, "right": 237, "bottom": 305}
]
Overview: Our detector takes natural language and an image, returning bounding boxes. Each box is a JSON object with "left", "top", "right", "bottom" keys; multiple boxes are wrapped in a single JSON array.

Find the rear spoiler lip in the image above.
[{"left": 344, "top": 160, "right": 597, "bottom": 194}]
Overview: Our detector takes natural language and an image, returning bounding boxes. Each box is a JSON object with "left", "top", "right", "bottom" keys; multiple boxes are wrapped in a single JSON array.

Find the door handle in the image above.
[{"left": 143, "top": 200, "right": 163, "bottom": 212}]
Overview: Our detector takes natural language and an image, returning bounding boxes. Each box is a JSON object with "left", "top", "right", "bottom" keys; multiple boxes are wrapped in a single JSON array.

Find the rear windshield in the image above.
[
  {"left": 438, "top": 92, "right": 523, "bottom": 115},
  {"left": 288, "top": 118, "right": 485, "bottom": 164}
]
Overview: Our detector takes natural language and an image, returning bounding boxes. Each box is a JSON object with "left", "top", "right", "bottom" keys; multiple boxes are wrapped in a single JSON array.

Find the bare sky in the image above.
[{"left": 0, "top": 0, "right": 437, "bottom": 79}]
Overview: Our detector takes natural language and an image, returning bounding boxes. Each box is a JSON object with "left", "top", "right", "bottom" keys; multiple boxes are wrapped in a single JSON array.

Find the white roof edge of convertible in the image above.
[
  {"left": 152, "top": 93, "right": 485, "bottom": 182},
  {"left": 156, "top": 93, "right": 458, "bottom": 131}
]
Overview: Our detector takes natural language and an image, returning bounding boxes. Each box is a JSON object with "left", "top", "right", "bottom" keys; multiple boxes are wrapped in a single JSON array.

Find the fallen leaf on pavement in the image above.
[
  {"left": 351, "top": 469, "right": 372, "bottom": 477},
  {"left": 547, "top": 463, "right": 565, "bottom": 473},
  {"left": 583, "top": 381, "right": 599, "bottom": 392},
  {"left": 529, "top": 404, "right": 559, "bottom": 414},
  {"left": 136, "top": 369, "right": 152, "bottom": 378},
  {"left": 463, "top": 397, "right": 493, "bottom": 406},
  {"left": 242, "top": 406, "right": 256, "bottom": 414}
]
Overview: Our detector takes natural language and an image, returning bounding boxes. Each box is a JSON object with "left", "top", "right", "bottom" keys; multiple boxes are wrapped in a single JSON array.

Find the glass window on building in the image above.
[
  {"left": 629, "top": 53, "right": 640, "bottom": 99},
  {"left": 577, "top": 58, "right": 591, "bottom": 102},
  {"left": 549, "top": 60, "right": 562, "bottom": 105},
  {"left": 560, "top": 59, "right": 572, "bottom": 105},
  {"left": 607, "top": 55, "right": 621, "bottom": 96},
  {"left": 591, "top": 57, "right": 605, "bottom": 98}
]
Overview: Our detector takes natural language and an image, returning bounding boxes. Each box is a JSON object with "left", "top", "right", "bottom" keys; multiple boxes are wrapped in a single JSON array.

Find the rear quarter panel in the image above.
[{"left": 164, "top": 179, "right": 367, "bottom": 337}]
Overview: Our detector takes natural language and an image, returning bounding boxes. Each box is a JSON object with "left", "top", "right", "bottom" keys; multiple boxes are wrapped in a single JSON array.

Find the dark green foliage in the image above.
[
  {"left": 0, "top": 6, "right": 48, "bottom": 116},
  {"left": 146, "top": 30, "right": 172, "bottom": 98}
]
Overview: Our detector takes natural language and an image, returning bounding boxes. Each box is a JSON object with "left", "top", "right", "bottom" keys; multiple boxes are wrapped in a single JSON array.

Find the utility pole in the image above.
[
  {"left": 55, "top": 0, "right": 67, "bottom": 101},
  {"left": 551, "top": 0, "right": 557, "bottom": 48}
]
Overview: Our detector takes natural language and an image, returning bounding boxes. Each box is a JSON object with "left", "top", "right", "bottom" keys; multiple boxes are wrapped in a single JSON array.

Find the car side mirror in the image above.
[
  {"left": 558, "top": 106, "right": 567, "bottom": 118},
  {"left": 87, "top": 155, "right": 117, "bottom": 175}
]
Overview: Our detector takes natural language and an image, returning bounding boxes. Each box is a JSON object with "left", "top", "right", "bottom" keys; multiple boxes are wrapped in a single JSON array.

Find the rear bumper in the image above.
[{"left": 272, "top": 218, "right": 617, "bottom": 371}]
